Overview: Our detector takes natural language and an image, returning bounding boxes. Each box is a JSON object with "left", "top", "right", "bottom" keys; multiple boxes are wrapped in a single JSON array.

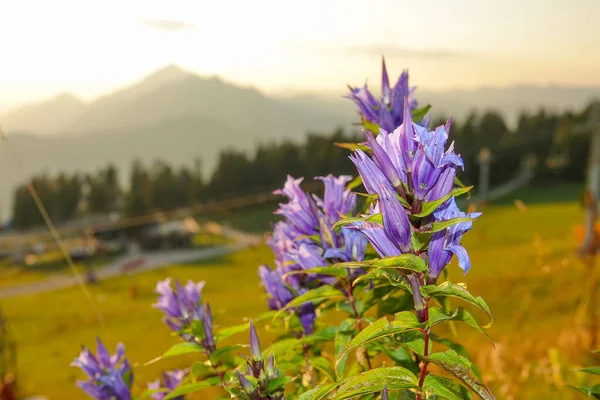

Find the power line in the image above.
[{"left": 0, "top": 127, "right": 109, "bottom": 334}]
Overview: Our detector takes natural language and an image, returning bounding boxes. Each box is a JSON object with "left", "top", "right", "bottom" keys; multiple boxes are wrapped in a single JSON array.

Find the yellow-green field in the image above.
[{"left": 2, "top": 190, "right": 599, "bottom": 399}]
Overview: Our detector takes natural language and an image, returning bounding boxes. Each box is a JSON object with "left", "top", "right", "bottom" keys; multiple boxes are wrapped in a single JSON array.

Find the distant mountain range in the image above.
[{"left": 0, "top": 65, "right": 599, "bottom": 220}]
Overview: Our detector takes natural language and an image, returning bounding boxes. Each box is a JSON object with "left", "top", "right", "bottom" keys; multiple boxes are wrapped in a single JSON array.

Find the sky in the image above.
[{"left": 0, "top": 0, "right": 599, "bottom": 110}]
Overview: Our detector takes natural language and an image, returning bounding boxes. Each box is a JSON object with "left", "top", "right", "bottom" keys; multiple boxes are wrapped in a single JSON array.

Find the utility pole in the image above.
[
  {"left": 576, "top": 102, "right": 600, "bottom": 255},
  {"left": 574, "top": 101, "right": 600, "bottom": 353}
]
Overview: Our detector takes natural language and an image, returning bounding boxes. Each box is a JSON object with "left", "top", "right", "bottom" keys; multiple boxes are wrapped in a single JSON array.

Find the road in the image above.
[{"left": 0, "top": 227, "right": 262, "bottom": 299}]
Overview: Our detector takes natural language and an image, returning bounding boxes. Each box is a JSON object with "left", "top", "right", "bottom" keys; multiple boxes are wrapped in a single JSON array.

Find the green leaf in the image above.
[
  {"left": 281, "top": 286, "right": 345, "bottom": 311},
  {"left": 266, "top": 376, "right": 291, "bottom": 394},
  {"left": 309, "top": 356, "right": 337, "bottom": 382},
  {"left": 217, "top": 322, "right": 250, "bottom": 342},
  {"left": 425, "top": 351, "right": 495, "bottom": 400},
  {"left": 413, "top": 186, "right": 473, "bottom": 218},
  {"left": 335, "top": 318, "right": 356, "bottom": 378},
  {"left": 331, "top": 367, "right": 419, "bottom": 399},
  {"left": 372, "top": 340, "right": 420, "bottom": 375},
  {"left": 420, "top": 282, "right": 493, "bottom": 326},
  {"left": 412, "top": 105, "right": 432, "bottom": 122},
  {"left": 297, "top": 383, "right": 338, "bottom": 400},
  {"left": 363, "top": 120, "right": 380, "bottom": 134},
  {"left": 334, "top": 142, "right": 371, "bottom": 152},
  {"left": 430, "top": 334, "right": 482, "bottom": 380},
  {"left": 302, "top": 326, "right": 338, "bottom": 345},
  {"left": 423, "top": 374, "right": 472, "bottom": 399},
  {"left": 425, "top": 217, "right": 476, "bottom": 234},
  {"left": 134, "top": 388, "right": 168, "bottom": 400},
  {"left": 428, "top": 307, "right": 492, "bottom": 343},
  {"left": 412, "top": 231, "right": 432, "bottom": 252},
  {"left": 336, "top": 314, "right": 421, "bottom": 373},
  {"left": 372, "top": 254, "right": 427, "bottom": 272},
  {"left": 285, "top": 266, "right": 349, "bottom": 278},
  {"left": 346, "top": 175, "right": 363, "bottom": 191},
  {"left": 338, "top": 254, "right": 426, "bottom": 274},
  {"left": 396, "top": 193, "right": 411, "bottom": 209},
  {"left": 162, "top": 342, "right": 204, "bottom": 359},
  {"left": 191, "top": 361, "right": 210, "bottom": 379},
  {"left": 567, "top": 384, "right": 600, "bottom": 398},
  {"left": 332, "top": 212, "right": 383, "bottom": 229},
  {"left": 266, "top": 337, "right": 301, "bottom": 359},
  {"left": 164, "top": 377, "right": 222, "bottom": 399},
  {"left": 355, "top": 268, "right": 412, "bottom": 293},
  {"left": 578, "top": 366, "right": 600, "bottom": 375},
  {"left": 209, "top": 345, "right": 241, "bottom": 365}
]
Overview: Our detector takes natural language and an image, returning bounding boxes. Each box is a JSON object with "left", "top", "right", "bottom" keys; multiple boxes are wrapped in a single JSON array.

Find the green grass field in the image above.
[{"left": 2, "top": 184, "right": 599, "bottom": 399}]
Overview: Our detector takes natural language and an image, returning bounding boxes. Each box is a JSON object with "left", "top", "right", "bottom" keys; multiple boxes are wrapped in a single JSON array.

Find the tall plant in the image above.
[{"left": 72, "top": 59, "right": 494, "bottom": 400}]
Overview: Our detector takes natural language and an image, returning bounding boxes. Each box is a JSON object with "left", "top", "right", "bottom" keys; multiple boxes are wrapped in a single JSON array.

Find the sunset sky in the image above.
[{"left": 1, "top": 0, "right": 598, "bottom": 109}]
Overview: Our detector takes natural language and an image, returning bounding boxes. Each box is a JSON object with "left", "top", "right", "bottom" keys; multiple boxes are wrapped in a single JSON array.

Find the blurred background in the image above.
[{"left": 0, "top": 0, "right": 599, "bottom": 398}]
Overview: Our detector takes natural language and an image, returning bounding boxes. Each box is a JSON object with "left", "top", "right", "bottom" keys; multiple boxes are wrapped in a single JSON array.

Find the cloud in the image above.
[
  {"left": 346, "top": 44, "right": 469, "bottom": 59},
  {"left": 140, "top": 19, "right": 196, "bottom": 32}
]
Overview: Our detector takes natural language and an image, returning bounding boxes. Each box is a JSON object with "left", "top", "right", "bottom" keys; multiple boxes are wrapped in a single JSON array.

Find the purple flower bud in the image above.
[
  {"left": 350, "top": 149, "right": 395, "bottom": 195},
  {"left": 236, "top": 371, "right": 254, "bottom": 393},
  {"left": 350, "top": 221, "right": 402, "bottom": 258},
  {"left": 249, "top": 322, "right": 262, "bottom": 360},
  {"left": 382, "top": 385, "right": 389, "bottom": 400},
  {"left": 365, "top": 132, "right": 402, "bottom": 188},
  {"left": 203, "top": 303, "right": 215, "bottom": 351},
  {"left": 378, "top": 183, "right": 412, "bottom": 253}
]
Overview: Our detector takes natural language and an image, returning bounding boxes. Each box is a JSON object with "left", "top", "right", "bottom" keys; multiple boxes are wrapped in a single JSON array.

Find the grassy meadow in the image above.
[{"left": 2, "top": 183, "right": 599, "bottom": 399}]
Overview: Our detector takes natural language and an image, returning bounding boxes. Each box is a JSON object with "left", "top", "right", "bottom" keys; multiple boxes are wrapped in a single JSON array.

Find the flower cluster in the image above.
[
  {"left": 259, "top": 175, "right": 367, "bottom": 334},
  {"left": 147, "top": 369, "right": 188, "bottom": 400},
  {"left": 153, "top": 278, "right": 215, "bottom": 352},
  {"left": 346, "top": 58, "right": 427, "bottom": 132},
  {"left": 234, "top": 323, "right": 285, "bottom": 400},
  {"left": 71, "top": 337, "right": 133, "bottom": 400},
  {"left": 349, "top": 101, "right": 479, "bottom": 283}
]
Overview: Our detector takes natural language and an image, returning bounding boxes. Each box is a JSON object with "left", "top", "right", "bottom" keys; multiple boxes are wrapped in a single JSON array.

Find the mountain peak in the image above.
[{"left": 143, "top": 64, "right": 191, "bottom": 85}]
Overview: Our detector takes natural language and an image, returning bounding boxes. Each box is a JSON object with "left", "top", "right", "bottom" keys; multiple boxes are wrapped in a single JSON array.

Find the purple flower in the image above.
[
  {"left": 72, "top": 338, "right": 132, "bottom": 400},
  {"left": 274, "top": 176, "right": 321, "bottom": 235},
  {"left": 258, "top": 265, "right": 316, "bottom": 334},
  {"left": 347, "top": 58, "right": 421, "bottom": 132},
  {"left": 258, "top": 265, "right": 294, "bottom": 310},
  {"left": 148, "top": 369, "right": 188, "bottom": 400},
  {"left": 153, "top": 278, "right": 205, "bottom": 335},
  {"left": 268, "top": 221, "right": 301, "bottom": 263},
  {"left": 324, "top": 227, "right": 367, "bottom": 263},
  {"left": 428, "top": 198, "right": 481, "bottom": 278},
  {"left": 411, "top": 123, "right": 463, "bottom": 200},
  {"left": 351, "top": 221, "right": 402, "bottom": 258},
  {"left": 314, "top": 175, "right": 356, "bottom": 224}
]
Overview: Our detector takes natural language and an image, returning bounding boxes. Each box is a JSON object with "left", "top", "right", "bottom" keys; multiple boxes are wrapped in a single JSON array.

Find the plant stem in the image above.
[
  {"left": 343, "top": 281, "right": 373, "bottom": 370},
  {"left": 415, "top": 299, "right": 430, "bottom": 400}
]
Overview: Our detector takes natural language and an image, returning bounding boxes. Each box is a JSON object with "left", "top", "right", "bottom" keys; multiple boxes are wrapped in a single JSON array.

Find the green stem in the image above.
[
  {"left": 343, "top": 280, "right": 373, "bottom": 370},
  {"left": 416, "top": 301, "right": 430, "bottom": 400}
]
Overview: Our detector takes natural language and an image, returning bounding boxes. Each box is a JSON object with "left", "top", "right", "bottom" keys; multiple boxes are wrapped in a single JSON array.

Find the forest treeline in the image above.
[{"left": 10, "top": 103, "right": 594, "bottom": 229}]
